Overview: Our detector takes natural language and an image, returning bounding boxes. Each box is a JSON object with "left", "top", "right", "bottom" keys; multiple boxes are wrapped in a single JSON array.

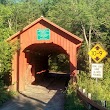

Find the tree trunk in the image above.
[
  {"left": 81, "top": 24, "right": 88, "bottom": 47},
  {"left": 82, "top": 24, "right": 92, "bottom": 72},
  {"left": 8, "top": 19, "right": 12, "bottom": 30},
  {"left": 88, "top": 25, "right": 92, "bottom": 70}
]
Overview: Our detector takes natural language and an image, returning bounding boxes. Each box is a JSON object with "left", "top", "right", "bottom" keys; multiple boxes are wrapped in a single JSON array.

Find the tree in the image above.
[
  {"left": 46, "top": 0, "right": 110, "bottom": 70},
  {"left": 0, "top": 4, "right": 14, "bottom": 41},
  {"left": 0, "top": 41, "right": 19, "bottom": 85},
  {"left": 7, "top": 0, "right": 42, "bottom": 32},
  {"left": 38, "top": 0, "right": 59, "bottom": 17}
]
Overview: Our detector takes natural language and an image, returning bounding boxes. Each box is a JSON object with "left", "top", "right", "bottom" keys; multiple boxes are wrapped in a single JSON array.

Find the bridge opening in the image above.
[{"left": 24, "top": 43, "right": 70, "bottom": 90}]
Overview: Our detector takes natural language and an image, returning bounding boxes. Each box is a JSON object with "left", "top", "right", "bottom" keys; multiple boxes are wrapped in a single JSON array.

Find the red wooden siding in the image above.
[{"left": 7, "top": 17, "right": 82, "bottom": 91}]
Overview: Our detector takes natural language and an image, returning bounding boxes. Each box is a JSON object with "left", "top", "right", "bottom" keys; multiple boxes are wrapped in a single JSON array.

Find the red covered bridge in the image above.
[{"left": 7, "top": 17, "right": 83, "bottom": 91}]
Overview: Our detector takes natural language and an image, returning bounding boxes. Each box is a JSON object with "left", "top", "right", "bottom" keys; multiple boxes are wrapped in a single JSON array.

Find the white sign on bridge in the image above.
[{"left": 91, "top": 63, "right": 103, "bottom": 78}]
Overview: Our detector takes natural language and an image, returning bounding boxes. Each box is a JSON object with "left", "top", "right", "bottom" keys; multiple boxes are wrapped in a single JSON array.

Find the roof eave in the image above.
[{"left": 7, "top": 17, "right": 83, "bottom": 44}]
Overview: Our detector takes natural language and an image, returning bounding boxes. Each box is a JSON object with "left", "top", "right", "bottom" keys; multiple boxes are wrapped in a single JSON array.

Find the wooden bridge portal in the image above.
[{"left": 7, "top": 17, "right": 83, "bottom": 91}]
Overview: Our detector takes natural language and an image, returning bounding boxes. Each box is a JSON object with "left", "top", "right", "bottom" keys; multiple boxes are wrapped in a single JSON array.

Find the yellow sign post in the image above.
[{"left": 88, "top": 44, "right": 108, "bottom": 63}]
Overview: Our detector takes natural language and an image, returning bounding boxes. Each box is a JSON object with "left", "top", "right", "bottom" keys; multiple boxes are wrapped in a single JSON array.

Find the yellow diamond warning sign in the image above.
[{"left": 88, "top": 44, "right": 108, "bottom": 63}]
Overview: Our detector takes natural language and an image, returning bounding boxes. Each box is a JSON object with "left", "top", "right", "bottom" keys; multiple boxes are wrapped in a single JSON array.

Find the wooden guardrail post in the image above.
[
  {"left": 82, "top": 89, "right": 86, "bottom": 93},
  {"left": 87, "top": 93, "right": 91, "bottom": 99}
]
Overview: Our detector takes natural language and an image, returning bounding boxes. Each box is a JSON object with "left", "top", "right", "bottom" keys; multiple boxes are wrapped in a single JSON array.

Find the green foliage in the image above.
[
  {"left": 46, "top": 0, "right": 110, "bottom": 60},
  {"left": 65, "top": 84, "right": 86, "bottom": 110},
  {"left": 0, "top": 0, "right": 42, "bottom": 35},
  {"left": 0, "top": 4, "right": 14, "bottom": 41},
  {"left": 48, "top": 54, "right": 70, "bottom": 73},
  {"left": 11, "top": 0, "right": 42, "bottom": 31},
  {"left": 0, "top": 42, "right": 12, "bottom": 74},
  {"left": 0, "top": 0, "right": 110, "bottom": 49},
  {"left": 39, "top": 0, "right": 59, "bottom": 16},
  {"left": 0, "top": 41, "right": 19, "bottom": 77},
  {"left": 47, "top": 0, "right": 74, "bottom": 32},
  {"left": 0, "top": 80, "right": 15, "bottom": 106},
  {"left": 0, "top": 41, "right": 19, "bottom": 105},
  {"left": 77, "top": 43, "right": 89, "bottom": 71},
  {"left": 77, "top": 61, "right": 110, "bottom": 109}
]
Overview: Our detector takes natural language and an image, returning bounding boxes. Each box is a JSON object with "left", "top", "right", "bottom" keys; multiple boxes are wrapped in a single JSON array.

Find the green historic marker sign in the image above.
[{"left": 37, "top": 28, "right": 50, "bottom": 40}]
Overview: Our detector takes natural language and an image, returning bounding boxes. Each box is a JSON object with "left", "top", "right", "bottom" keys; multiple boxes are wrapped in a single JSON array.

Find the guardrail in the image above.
[{"left": 77, "top": 87, "right": 107, "bottom": 110}]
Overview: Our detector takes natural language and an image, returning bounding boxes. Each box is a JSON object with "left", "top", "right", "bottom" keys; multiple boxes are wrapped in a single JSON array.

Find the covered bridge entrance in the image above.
[{"left": 8, "top": 17, "right": 82, "bottom": 91}]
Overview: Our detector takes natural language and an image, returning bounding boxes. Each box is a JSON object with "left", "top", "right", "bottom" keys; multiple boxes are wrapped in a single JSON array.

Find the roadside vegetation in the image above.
[
  {"left": 0, "top": 41, "right": 19, "bottom": 106},
  {"left": 65, "top": 59, "right": 110, "bottom": 110},
  {"left": 0, "top": 81, "right": 15, "bottom": 106},
  {"left": 77, "top": 59, "right": 110, "bottom": 109},
  {"left": 64, "top": 84, "right": 86, "bottom": 110}
]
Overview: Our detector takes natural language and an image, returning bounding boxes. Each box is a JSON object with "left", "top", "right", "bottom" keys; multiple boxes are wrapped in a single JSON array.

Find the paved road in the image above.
[{"left": 0, "top": 73, "right": 68, "bottom": 110}]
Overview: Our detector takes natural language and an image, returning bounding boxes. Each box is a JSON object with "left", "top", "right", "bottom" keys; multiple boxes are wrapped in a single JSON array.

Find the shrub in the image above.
[
  {"left": 0, "top": 80, "right": 15, "bottom": 106},
  {"left": 77, "top": 61, "right": 110, "bottom": 110},
  {"left": 0, "top": 41, "right": 19, "bottom": 106},
  {"left": 64, "top": 84, "right": 86, "bottom": 110}
]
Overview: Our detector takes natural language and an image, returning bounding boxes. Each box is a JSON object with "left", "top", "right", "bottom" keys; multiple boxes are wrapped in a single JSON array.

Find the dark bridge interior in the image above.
[{"left": 24, "top": 43, "right": 70, "bottom": 90}]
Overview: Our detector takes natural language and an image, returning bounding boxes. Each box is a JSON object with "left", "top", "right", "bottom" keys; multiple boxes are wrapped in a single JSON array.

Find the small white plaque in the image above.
[{"left": 91, "top": 63, "right": 103, "bottom": 78}]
